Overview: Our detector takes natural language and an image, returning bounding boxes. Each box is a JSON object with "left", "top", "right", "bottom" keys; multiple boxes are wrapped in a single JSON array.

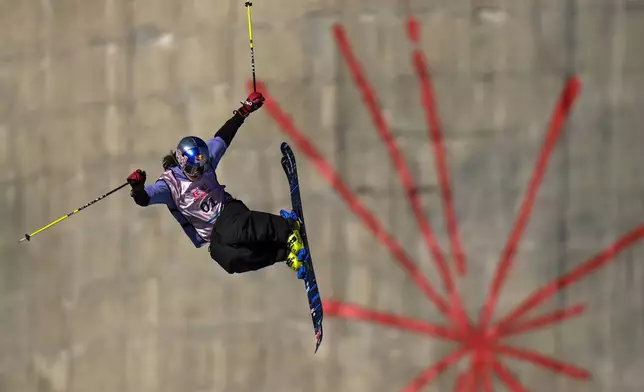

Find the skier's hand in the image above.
[
  {"left": 235, "top": 92, "right": 265, "bottom": 118},
  {"left": 127, "top": 169, "right": 146, "bottom": 189},
  {"left": 245, "top": 92, "right": 265, "bottom": 110}
]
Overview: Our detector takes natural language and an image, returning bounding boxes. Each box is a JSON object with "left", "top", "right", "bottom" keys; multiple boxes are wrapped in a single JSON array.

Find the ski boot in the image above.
[{"left": 281, "top": 209, "right": 308, "bottom": 279}]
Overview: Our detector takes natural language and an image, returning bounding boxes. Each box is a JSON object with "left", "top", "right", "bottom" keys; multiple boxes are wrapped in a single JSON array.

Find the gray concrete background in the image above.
[{"left": 1, "top": 0, "right": 644, "bottom": 391}]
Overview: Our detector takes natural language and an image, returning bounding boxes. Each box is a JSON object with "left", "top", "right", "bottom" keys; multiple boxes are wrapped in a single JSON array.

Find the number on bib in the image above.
[{"left": 200, "top": 196, "right": 216, "bottom": 213}]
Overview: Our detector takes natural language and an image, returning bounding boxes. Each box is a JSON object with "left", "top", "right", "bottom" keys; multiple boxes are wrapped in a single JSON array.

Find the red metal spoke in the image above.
[
  {"left": 407, "top": 17, "right": 467, "bottom": 277},
  {"left": 496, "top": 303, "right": 586, "bottom": 338},
  {"left": 401, "top": 346, "right": 470, "bottom": 392},
  {"left": 324, "top": 299, "right": 462, "bottom": 341},
  {"left": 469, "top": 356, "right": 482, "bottom": 392},
  {"left": 456, "top": 365, "right": 494, "bottom": 392},
  {"left": 468, "top": 350, "right": 495, "bottom": 392},
  {"left": 254, "top": 80, "right": 461, "bottom": 323},
  {"left": 331, "top": 24, "right": 470, "bottom": 331},
  {"left": 494, "top": 345, "right": 591, "bottom": 379},
  {"left": 482, "top": 366, "right": 494, "bottom": 392},
  {"left": 491, "top": 360, "right": 529, "bottom": 392},
  {"left": 472, "top": 354, "right": 494, "bottom": 392},
  {"left": 480, "top": 77, "right": 582, "bottom": 328},
  {"left": 500, "top": 225, "right": 644, "bottom": 326},
  {"left": 454, "top": 369, "right": 474, "bottom": 392}
]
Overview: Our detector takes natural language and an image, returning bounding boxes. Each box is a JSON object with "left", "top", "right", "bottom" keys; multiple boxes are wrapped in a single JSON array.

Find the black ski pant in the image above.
[{"left": 209, "top": 199, "right": 291, "bottom": 274}]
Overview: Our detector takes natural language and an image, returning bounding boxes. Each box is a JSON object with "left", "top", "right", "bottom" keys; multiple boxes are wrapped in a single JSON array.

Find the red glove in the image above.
[
  {"left": 127, "top": 169, "right": 146, "bottom": 189},
  {"left": 235, "top": 92, "right": 265, "bottom": 118}
]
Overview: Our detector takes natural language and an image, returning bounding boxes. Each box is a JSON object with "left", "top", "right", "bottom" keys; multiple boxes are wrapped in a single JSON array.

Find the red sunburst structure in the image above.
[{"left": 247, "top": 17, "right": 644, "bottom": 392}]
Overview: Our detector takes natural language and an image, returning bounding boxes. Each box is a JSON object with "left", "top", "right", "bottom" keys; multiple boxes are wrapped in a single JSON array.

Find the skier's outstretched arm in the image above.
[
  {"left": 208, "top": 92, "right": 265, "bottom": 168},
  {"left": 127, "top": 169, "right": 172, "bottom": 207}
]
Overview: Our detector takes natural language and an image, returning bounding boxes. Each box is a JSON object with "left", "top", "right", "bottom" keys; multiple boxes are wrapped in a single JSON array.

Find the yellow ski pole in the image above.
[
  {"left": 245, "top": 1, "right": 257, "bottom": 92},
  {"left": 19, "top": 182, "right": 129, "bottom": 243}
]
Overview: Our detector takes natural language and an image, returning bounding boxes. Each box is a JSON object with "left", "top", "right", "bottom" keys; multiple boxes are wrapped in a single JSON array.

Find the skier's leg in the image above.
[
  {"left": 236, "top": 208, "right": 307, "bottom": 274},
  {"left": 214, "top": 200, "right": 307, "bottom": 275},
  {"left": 209, "top": 239, "right": 287, "bottom": 274},
  {"left": 215, "top": 200, "right": 293, "bottom": 245}
]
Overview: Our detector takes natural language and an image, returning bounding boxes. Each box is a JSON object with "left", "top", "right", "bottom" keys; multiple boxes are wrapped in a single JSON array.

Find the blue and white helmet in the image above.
[{"left": 174, "top": 136, "right": 210, "bottom": 180}]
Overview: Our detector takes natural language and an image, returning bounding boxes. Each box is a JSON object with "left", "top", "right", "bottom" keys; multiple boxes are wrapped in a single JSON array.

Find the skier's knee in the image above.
[
  {"left": 213, "top": 256, "right": 237, "bottom": 274},
  {"left": 209, "top": 246, "right": 236, "bottom": 274},
  {"left": 209, "top": 244, "right": 243, "bottom": 274},
  {"left": 217, "top": 259, "right": 237, "bottom": 274}
]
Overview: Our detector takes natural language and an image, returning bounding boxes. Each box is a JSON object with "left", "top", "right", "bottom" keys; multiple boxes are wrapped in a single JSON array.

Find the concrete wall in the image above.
[{"left": 1, "top": 0, "right": 644, "bottom": 391}]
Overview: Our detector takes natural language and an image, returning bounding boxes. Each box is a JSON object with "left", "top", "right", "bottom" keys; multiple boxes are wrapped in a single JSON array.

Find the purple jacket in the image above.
[{"left": 143, "top": 136, "right": 228, "bottom": 248}]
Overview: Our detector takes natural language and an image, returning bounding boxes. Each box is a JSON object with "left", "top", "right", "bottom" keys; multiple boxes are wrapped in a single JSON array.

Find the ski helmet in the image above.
[{"left": 174, "top": 136, "right": 210, "bottom": 180}]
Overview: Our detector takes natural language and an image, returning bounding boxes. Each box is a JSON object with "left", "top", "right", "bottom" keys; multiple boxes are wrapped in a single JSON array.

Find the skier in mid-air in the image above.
[{"left": 126, "top": 92, "right": 307, "bottom": 277}]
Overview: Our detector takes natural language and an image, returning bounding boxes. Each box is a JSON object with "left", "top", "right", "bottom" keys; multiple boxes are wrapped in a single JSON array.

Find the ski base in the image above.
[{"left": 280, "top": 142, "right": 324, "bottom": 353}]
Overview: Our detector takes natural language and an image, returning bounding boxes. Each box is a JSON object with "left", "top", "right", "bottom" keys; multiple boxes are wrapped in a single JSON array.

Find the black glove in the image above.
[{"left": 234, "top": 92, "right": 265, "bottom": 118}]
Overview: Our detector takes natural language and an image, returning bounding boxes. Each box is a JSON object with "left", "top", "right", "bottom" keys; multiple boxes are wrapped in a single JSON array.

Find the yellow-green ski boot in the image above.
[{"left": 281, "top": 209, "right": 308, "bottom": 279}]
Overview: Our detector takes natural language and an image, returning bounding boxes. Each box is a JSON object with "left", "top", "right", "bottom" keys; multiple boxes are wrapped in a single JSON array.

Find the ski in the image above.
[{"left": 280, "top": 142, "right": 324, "bottom": 353}]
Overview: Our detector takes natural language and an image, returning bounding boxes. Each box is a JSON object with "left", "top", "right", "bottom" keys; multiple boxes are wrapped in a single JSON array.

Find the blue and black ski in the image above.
[{"left": 280, "top": 142, "right": 324, "bottom": 353}]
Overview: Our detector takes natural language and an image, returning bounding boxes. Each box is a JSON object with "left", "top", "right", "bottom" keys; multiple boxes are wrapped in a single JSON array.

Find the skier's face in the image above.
[{"left": 184, "top": 166, "right": 205, "bottom": 181}]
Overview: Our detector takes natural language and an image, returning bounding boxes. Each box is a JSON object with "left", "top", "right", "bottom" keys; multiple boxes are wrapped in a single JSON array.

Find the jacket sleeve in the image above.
[
  {"left": 131, "top": 180, "right": 172, "bottom": 207},
  {"left": 207, "top": 137, "right": 228, "bottom": 169},
  {"left": 213, "top": 112, "right": 245, "bottom": 147}
]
